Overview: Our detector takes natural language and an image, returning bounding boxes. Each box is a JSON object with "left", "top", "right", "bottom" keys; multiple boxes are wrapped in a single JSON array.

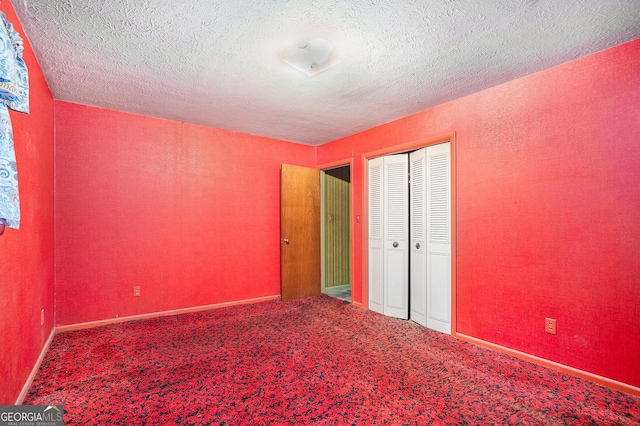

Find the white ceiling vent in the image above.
[{"left": 283, "top": 37, "right": 340, "bottom": 76}]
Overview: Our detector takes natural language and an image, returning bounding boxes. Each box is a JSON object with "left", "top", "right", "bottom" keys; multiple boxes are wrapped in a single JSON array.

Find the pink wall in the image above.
[
  {"left": 0, "top": 2, "right": 55, "bottom": 404},
  {"left": 6, "top": 11, "right": 635, "bottom": 402},
  {"left": 317, "top": 39, "right": 640, "bottom": 387},
  {"left": 54, "top": 102, "right": 316, "bottom": 325}
]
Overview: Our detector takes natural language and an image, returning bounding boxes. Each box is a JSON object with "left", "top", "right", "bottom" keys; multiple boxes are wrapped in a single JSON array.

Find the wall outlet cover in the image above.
[{"left": 545, "top": 318, "right": 557, "bottom": 335}]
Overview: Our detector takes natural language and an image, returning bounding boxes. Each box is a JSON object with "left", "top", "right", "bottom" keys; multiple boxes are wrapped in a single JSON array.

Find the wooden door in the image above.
[{"left": 281, "top": 164, "right": 321, "bottom": 301}]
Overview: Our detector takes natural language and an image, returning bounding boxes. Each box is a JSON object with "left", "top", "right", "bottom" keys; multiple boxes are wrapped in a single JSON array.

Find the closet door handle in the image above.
[
  {"left": 392, "top": 241, "right": 399, "bottom": 248},
  {"left": 415, "top": 243, "right": 420, "bottom": 249},
  {"left": 282, "top": 238, "right": 289, "bottom": 244}
]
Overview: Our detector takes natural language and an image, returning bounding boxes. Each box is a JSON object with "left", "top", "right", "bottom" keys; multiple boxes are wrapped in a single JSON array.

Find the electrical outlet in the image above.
[
  {"left": 40, "top": 309, "right": 44, "bottom": 326},
  {"left": 133, "top": 286, "right": 141, "bottom": 297},
  {"left": 545, "top": 318, "right": 556, "bottom": 335}
]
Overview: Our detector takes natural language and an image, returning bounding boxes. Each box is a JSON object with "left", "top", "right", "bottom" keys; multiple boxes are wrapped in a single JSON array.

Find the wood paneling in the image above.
[{"left": 324, "top": 171, "right": 351, "bottom": 288}]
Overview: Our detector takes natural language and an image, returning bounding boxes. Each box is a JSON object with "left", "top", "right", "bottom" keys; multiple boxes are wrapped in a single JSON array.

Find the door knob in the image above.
[
  {"left": 393, "top": 241, "right": 399, "bottom": 248},
  {"left": 282, "top": 238, "right": 290, "bottom": 244},
  {"left": 415, "top": 243, "right": 420, "bottom": 249}
]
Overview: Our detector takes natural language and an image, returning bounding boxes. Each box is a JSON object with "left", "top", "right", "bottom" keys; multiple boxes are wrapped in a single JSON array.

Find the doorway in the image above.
[
  {"left": 322, "top": 165, "right": 352, "bottom": 302},
  {"left": 367, "top": 141, "right": 453, "bottom": 334}
]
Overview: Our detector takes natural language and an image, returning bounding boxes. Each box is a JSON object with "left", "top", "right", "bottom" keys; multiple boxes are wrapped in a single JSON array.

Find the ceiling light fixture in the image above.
[{"left": 283, "top": 37, "right": 340, "bottom": 76}]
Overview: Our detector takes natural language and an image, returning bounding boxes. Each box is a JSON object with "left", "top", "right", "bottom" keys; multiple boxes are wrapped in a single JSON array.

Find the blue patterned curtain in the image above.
[{"left": 0, "top": 12, "right": 29, "bottom": 229}]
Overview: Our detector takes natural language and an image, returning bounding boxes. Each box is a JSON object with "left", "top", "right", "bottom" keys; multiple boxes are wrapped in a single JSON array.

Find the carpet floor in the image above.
[{"left": 25, "top": 295, "right": 639, "bottom": 425}]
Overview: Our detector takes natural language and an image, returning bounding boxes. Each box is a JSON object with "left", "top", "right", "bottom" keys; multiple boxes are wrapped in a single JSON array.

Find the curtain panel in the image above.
[{"left": 0, "top": 12, "right": 29, "bottom": 229}]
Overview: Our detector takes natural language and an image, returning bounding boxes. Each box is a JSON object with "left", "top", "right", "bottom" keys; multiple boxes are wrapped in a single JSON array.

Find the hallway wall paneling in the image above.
[{"left": 322, "top": 166, "right": 351, "bottom": 293}]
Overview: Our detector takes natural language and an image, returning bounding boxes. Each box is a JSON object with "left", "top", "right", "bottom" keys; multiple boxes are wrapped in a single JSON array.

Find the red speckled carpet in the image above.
[{"left": 25, "top": 295, "right": 639, "bottom": 425}]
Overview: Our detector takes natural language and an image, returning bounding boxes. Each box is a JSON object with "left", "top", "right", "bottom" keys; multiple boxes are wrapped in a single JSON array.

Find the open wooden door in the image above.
[{"left": 281, "top": 164, "right": 321, "bottom": 301}]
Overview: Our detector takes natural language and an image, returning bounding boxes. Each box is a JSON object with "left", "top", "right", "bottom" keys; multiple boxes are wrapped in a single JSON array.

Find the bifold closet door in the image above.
[
  {"left": 382, "top": 154, "right": 409, "bottom": 319},
  {"left": 368, "top": 157, "right": 384, "bottom": 314},
  {"left": 409, "top": 143, "right": 451, "bottom": 332},
  {"left": 368, "top": 154, "right": 409, "bottom": 319},
  {"left": 425, "top": 143, "right": 451, "bottom": 334},
  {"left": 410, "top": 148, "right": 428, "bottom": 327},
  {"left": 369, "top": 145, "right": 448, "bottom": 328}
]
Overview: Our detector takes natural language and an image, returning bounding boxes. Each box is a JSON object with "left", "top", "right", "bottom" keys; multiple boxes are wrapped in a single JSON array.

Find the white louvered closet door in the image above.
[
  {"left": 368, "top": 156, "right": 384, "bottom": 314},
  {"left": 409, "top": 148, "right": 428, "bottom": 327},
  {"left": 426, "top": 142, "right": 451, "bottom": 334},
  {"left": 382, "top": 154, "right": 409, "bottom": 319}
]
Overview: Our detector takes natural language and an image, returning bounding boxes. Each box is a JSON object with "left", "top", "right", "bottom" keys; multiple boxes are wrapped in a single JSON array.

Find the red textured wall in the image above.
[
  {"left": 54, "top": 102, "right": 316, "bottom": 325},
  {"left": 0, "top": 2, "right": 55, "bottom": 404},
  {"left": 317, "top": 39, "right": 640, "bottom": 387}
]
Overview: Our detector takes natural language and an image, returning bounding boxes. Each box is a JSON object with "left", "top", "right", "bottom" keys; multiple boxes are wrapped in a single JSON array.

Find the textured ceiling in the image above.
[{"left": 12, "top": 0, "right": 640, "bottom": 145}]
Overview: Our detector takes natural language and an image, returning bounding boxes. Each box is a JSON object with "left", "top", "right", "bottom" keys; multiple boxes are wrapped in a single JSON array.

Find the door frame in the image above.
[
  {"left": 318, "top": 158, "right": 354, "bottom": 301},
  {"left": 362, "top": 132, "right": 458, "bottom": 336}
]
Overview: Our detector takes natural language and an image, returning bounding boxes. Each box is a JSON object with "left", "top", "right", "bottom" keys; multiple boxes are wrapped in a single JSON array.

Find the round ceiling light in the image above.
[{"left": 283, "top": 37, "right": 340, "bottom": 76}]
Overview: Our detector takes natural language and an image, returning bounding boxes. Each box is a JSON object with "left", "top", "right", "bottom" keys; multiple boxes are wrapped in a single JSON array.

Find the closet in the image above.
[{"left": 368, "top": 143, "right": 451, "bottom": 334}]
